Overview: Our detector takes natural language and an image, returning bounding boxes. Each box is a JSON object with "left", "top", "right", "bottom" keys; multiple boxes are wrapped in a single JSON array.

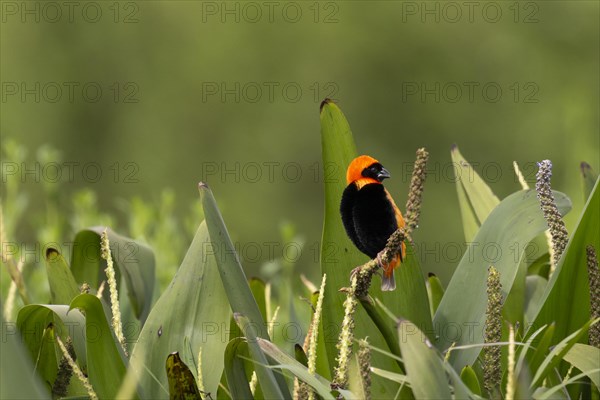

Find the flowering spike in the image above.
[
  {"left": 587, "top": 245, "right": 600, "bottom": 348},
  {"left": 483, "top": 266, "right": 502, "bottom": 399},
  {"left": 535, "top": 160, "right": 569, "bottom": 268},
  {"left": 100, "top": 228, "right": 128, "bottom": 356}
]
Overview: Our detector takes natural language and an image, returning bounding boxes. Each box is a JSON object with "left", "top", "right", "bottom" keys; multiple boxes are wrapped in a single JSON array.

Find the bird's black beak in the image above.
[{"left": 377, "top": 167, "right": 391, "bottom": 181}]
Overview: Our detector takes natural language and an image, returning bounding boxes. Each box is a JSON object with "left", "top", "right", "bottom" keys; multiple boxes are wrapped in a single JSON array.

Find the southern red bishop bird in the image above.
[{"left": 340, "top": 155, "right": 406, "bottom": 291}]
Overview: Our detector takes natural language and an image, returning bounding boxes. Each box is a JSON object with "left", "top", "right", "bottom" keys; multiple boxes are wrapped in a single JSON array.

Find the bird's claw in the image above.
[
  {"left": 376, "top": 252, "right": 385, "bottom": 270},
  {"left": 350, "top": 266, "right": 362, "bottom": 280}
]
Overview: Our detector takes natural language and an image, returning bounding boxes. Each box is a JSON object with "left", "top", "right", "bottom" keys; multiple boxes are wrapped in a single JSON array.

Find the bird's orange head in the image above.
[{"left": 346, "top": 155, "right": 391, "bottom": 186}]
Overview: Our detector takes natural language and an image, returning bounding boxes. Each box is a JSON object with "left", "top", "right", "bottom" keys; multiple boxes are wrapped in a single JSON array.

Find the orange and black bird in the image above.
[{"left": 340, "top": 155, "right": 406, "bottom": 291}]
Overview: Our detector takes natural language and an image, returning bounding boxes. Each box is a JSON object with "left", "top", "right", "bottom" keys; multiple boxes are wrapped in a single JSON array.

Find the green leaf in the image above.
[
  {"left": 199, "top": 185, "right": 267, "bottom": 339},
  {"left": 45, "top": 247, "right": 80, "bottom": 305},
  {"left": 451, "top": 145, "right": 501, "bottom": 242},
  {"left": 503, "top": 254, "right": 527, "bottom": 327},
  {"left": 39, "top": 324, "right": 60, "bottom": 395},
  {"left": 370, "top": 367, "right": 408, "bottom": 385},
  {"left": 224, "top": 338, "right": 253, "bottom": 400},
  {"left": 69, "top": 294, "right": 128, "bottom": 399},
  {"left": 294, "top": 344, "right": 308, "bottom": 367},
  {"left": 427, "top": 273, "right": 444, "bottom": 318},
  {"left": 364, "top": 299, "right": 402, "bottom": 363},
  {"left": 528, "top": 179, "right": 600, "bottom": 344},
  {"left": 580, "top": 162, "right": 598, "bottom": 201},
  {"left": 563, "top": 343, "right": 600, "bottom": 390},
  {"left": 530, "top": 319, "right": 597, "bottom": 388},
  {"left": 434, "top": 189, "right": 571, "bottom": 371},
  {"left": 1, "top": 308, "right": 50, "bottom": 399},
  {"left": 528, "top": 253, "right": 551, "bottom": 278},
  {"left": 250, "top": 277, "right": 268, "bottom": 322},
  {"left": 515, "top": 324, "right": 549, "bottom": 378},
  {"left": 534, "top": 369, "right": 600, "bottom": 400},
  {"left": 443, "top": 361, "right": 480, "bottom": 400},
  {"left": 319, "top": 99, "right": 429, "bottom": 397},
  {"left": 257, "top": 338, "right": 348, "bottom": 400},
  {"left": 70, "top": 227, "right": 155, "bottom": 322},
  {"left": 307, "top": 288, "right": 331, "bottom": 380},
  {"left": 165, "top": 352, "right": 201, "bottom": 400},
  {"left": 527, "top": 323, "right": 556, "bottom": 377},
  {"left": 524, "top": 275, "right": 547, "bottom": 327},
  {"left": 460, "top": 365, "right": 481, "bottom": 396},
  {"left": 17, "top": 304, "right": 88, "bottom": 376},
  {"left": 397, "top": 320, "right": 452, "bottom": 399},
  {"left": 130, "top": 221, "right": 230, "bottom": 399},
  {"left": 234, "top": 314, "right": 288, "bottom": 399},
  {"left": 199, "top": 184, "right": 291, "bottom": 397}
]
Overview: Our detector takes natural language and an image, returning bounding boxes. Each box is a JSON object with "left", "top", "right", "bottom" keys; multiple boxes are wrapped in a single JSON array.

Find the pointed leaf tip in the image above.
[
  {"left": 320, "top": 98, "right": 334, "bottom": 112},
  {"left": 45, "top": 247, "right": 58, "bottom": 259}
]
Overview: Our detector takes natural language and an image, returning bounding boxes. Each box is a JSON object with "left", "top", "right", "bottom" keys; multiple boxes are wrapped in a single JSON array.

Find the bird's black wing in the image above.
[
  {"left": 352, "top": 183, "right": 399, "bottom": 258},
  {"left": 340, "top": 183, "right": 370, "bottom": 255}
]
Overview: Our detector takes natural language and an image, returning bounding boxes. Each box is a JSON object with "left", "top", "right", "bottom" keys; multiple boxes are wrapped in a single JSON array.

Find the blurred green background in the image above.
[{"left": 1, "top": 1, "right": 598, "bottom": 290}]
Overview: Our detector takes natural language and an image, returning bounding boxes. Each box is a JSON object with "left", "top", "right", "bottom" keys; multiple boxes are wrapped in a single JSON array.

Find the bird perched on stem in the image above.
[{"left": 340, "top": 155, "right": 406, "bottom": 291}]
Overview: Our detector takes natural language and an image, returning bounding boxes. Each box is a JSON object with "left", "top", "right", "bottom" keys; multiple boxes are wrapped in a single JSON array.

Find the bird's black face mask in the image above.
[{"left": 362, "top": 163, "right": 391, "bottom": 182}]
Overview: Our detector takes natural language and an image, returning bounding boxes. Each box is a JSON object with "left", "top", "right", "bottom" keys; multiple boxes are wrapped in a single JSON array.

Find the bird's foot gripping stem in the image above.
[{"left": 350, "top": 262, "right": 382, "bottom": 282}]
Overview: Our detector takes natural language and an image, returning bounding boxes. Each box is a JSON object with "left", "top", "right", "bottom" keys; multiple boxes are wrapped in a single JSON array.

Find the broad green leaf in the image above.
[
  {"left": 199, "top": 185, "right": 267, "bottom": 339},
  {"left": 524, "top": 275, "right": 547, "bottom": 327},
  {"left": 365, "top": 299, "right": 401, "bottom": 362},
  {"left": 319, "top": 99, "right": 429, "bottom": 397},
  {"left": 455, "top": 176, "right": 481, "bottom": 244},
  {"left": 250, "top": 277, "right": 267, "bottom": 322},
  {"left": 443, "top": 361, "right": 480, "bottom": 400},
  {"left": 71, "top": 227, "right": 155, "bottom": 322},
  {"left": 427, "top": 273, "right": 444, "bottom": 318},
  {"left": 529, "top": 178, "right": 600, "bottom": 344},
  {"left": 528, "top": 253, "right": 551, "bottom": 278},
  {"left": 1, "top": 308, "right": 50, "bottom": 399},
  {"left": 224, "top": 338, "right": 253, "bottom": 400},
  {"left": 434, "top": 189, "right": 571, "bottom": 371},
  {"left": 17, "top": 304, "right": 88, "bottom": 375},
  {"left": 294, "top": 344, "right": 308, "bottom": 367},
  {"left": 397, "top": 320, "right": 452, "bottom": 399},
  {"left": 563, "top": 343, "right": 600, "bottom": 389},
  {"left": 460, "top": 365, "right": 481, "bottom": 396},
  {"left": 234, "top": 314, "right": 288, "bottom": 399},
  {"left": 69, "top": 294, "right": 128, "bottom": 399},
  {"left": 349, "top": 356, "right": 368, "bottom": 400},
  {"left": 45, "top": 248, "right": 79, "bottom": 305},
  {"left": 38, "top": 324, "right": 59, "bottom": 395},
  {"left": 130, "top": 221, "right": 230, "bottom": 399},
  {"left": 580, "top": 162, "right": 598, "bottom": 201},
  {"left": 503, "top": 254, "right": 527, "bottom": 327},
  {"left": 165, "top": 352, "right": 201, "bottom": 399},
  {"left": 507, "top": 233, "right": 550, "bottom": 327},
  {"left": 199, "top": 184, "right": 290, "bottom": 397},
  {"left": 451, "top": 145, "right": 501, "bottom": 242}
]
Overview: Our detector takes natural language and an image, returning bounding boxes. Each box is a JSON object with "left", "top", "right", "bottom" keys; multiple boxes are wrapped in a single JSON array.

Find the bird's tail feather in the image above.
[
  {"left": 381, "top": 270, "right": 396, "bottom": 291},
  {"left": 381, "top": 253, "right": 401, "bottom": 291}
]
